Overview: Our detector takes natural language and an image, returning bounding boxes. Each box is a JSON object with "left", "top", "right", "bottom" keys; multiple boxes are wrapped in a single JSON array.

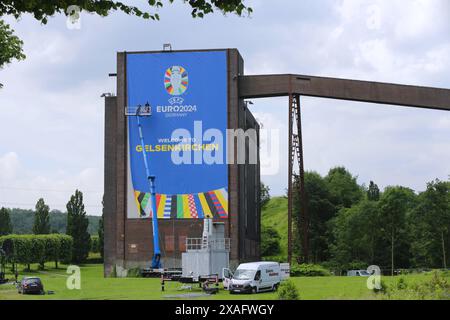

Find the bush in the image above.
[
  {"left": 0, "top": 234, "right": 73, "bottom": 269},
  {"left": 261, "top": 256, "right": 288, "bottom": 263},
  {"left": 383, "top": 271, "right": 450, "bottom": 300},
  {"left": 261, "top": 226, "right": 281, "bottom": 257},
  {"left": 290, "top": 263, "right": 331, "bottom": 277},
  {"left": 127, "top": 267, "right": 142, "bottom": 278},
  {"left": 278, "top": 280, "right": 300, "bottom": 300},
  {"left": 396, "top": 277, "right": 408, "bottom": 290}
]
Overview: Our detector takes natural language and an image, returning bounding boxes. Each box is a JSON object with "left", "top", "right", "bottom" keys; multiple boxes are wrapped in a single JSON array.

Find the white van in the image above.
[{"left": 222, "top": 262, "right": 281, "bottom": 294}]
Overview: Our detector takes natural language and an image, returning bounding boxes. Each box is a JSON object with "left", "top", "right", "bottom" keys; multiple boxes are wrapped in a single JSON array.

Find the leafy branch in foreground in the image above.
[
  {"left": 0, "top": 0, "right": 252, "bottom": 24},
  {"left": 0, "top": 19, "right": 25, "bottom": 82},
  {"left": 0, "top": 1, "right": 251, "bottom": 87}
]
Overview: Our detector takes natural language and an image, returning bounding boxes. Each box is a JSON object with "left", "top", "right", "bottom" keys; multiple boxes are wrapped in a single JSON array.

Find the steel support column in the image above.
[
  {"left": 293, "top": 95, "right": 309, "bottom": 263},
  {"left": 288, "top": 94, "right": 309, "bottom": 264},
  {"left": 287, "top": 95, "right": 294, "bottom": 265}
]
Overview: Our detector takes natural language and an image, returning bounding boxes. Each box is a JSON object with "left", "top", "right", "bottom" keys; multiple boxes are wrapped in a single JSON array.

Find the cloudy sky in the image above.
[{"left": 0, "top": 0, "right": 449, "bottom": 215}]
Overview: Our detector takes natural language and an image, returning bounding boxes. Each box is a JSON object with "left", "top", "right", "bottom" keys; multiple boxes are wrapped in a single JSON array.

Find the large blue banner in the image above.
[{"left": 127, "top": 51, "right": 228, "bottom": 219}]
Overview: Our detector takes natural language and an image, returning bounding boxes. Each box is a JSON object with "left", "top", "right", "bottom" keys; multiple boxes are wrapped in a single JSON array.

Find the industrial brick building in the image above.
[{"left": 103, "top": 49, "right": 261, "bottom": 276}]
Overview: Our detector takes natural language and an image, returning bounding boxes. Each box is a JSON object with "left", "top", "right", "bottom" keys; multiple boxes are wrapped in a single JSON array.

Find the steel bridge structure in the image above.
[{"left": 238, "top": 74, "right": 450, "bottom": 264}]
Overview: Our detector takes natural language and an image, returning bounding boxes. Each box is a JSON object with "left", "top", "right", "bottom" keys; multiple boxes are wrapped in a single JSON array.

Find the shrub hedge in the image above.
[
  {"left": 0, "top": 234, "right": 73, "bottom": 269},
  {"left": 290, "top": 263, "right": 332, "bottom": 277}
]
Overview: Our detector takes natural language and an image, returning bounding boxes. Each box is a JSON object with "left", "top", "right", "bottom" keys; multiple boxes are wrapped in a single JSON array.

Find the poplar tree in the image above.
[
  {"left": 33, "top": 198, "right": 50, "bottom": 234},
  {"left": 0, "top": 207, "right": 12, "bottom": 235},
  {"left": 66, "top": 190, "right": 91, "bottom": 263}
]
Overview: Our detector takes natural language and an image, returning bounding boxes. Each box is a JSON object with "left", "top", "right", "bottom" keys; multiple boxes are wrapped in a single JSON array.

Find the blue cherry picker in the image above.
[
  {"left": 126, "top": 103, "right": 161, "bottom": 269},
  {"left": 126, "top": 103, "right": 225, "bottom": 287}
]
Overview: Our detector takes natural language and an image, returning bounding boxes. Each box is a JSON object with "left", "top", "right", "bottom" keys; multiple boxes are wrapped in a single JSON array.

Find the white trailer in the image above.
[{"left": 180, "top": 219, "right": 230, "bottom": 282}]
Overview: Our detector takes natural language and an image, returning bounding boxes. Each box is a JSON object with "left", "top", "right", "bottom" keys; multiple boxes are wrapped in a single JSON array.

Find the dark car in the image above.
[{"left": 18, "top": 277, "right": 44, "bottom": 295}]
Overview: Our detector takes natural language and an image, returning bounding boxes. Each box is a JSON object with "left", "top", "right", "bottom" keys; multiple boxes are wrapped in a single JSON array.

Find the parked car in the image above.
[
  {"left": 223, "top": 262, "right": 281, "bottom": 294},
  {"left": 18, "top": 277, "right": 44, "bottom": 295},
  {"left": 347, "top": 270, "right": 370, "bottom": 277}
]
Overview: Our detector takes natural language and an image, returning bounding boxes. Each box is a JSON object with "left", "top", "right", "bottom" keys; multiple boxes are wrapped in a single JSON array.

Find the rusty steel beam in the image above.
[
  {"left": 293, "top": 95, "right": 309, "bottom": 263},
  {"left": 239, "top": 74, "right": 450, "bottom": 111},
  {"left": 287, "top": 95, "right": 294, "bottom": 266}
]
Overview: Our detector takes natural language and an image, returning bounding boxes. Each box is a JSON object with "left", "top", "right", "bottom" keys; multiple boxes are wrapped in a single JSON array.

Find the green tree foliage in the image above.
[
  {"left": 0, "top": 234, "right": 72, "bottom": 270},
  {"left": 293, "top": 172, "right": 335, "bottom": 263},
  {"left": 367, "top": 181, "right": 380, "bottom": 201},
  {"left": 7, "top": 208, "right": 100, "bottom": 235},
  {"left": 409, "top": 180, "right": 450, "bottom": 269},
  {"left": 325, "top": 167, "right": 364, "bottom": 209},
  {"left": 260, "top": 182, "right": 271, "bottom": 208},
  {"left": 265, "top": 167, "right": 448, "bottom": 271},
  {"left": 98, "top": 201, "right": 104, "bottom": 260},
  {"left": 66, "top": 190, "right": 91, "bottom": 263},
  {"left": 379, "top": 186, "right": 417, "bottom": 275},
  {"left": 0, "top": 207, "right": 12, "bottom": 235},
  {"left": 261, "top": 226, "right": 281, "bottom": 256},
  {"left": 0, "top": 1, "right": 252, "bottom": 24},
  {"left": 0, "top": 20, "right": 25, "bottom": 69},
  {"left": 98, "top": 218, "right": 104, "bottom": 259},
  {"left": 330, "top": 200, "right": 381, "bottom": 270},
  {"left": 33, "top": 198, "right": 50, "bottom": 235}
]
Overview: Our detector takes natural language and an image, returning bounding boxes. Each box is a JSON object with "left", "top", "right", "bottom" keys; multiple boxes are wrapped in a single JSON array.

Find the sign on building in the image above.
[{"left": 126, "top": 51, "right": 228, "bottom": 219}]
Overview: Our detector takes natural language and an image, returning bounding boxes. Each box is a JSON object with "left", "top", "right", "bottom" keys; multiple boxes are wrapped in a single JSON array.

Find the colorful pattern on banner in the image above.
[{"left": 134, "top": 188, "right": 228, "bottom": 219}]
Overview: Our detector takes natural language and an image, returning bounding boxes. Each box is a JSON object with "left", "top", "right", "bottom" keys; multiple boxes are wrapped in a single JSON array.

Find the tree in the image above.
[
  {"left": 330, "top": 200, "right": 381, "bottom": 269},
  {"left": 426, "top": 180, "right": 450, "bottom": 269},
  {"left": 293, "top": 171, "right": 335, "bottom": 263},
  {"left": 379, "top": 186, "right": 416, "bottom": 275},
  {"left": 367, "top": 181, "right": 380, "bottom": 201},
  {"left": 0, "top": 20, "right": 25, "bottom": 87},
  {"left": 0, "top": 207, "right": 12, "bottom": 235},
  {"left": 260, "top": 182, "right": 271, "bottom": 208},
  {"left": 409, "top": 180, "right": 450, "bottom": 269},
  {"left": 325, "top": 167, "right": 364, "bottom": 209},
  {"left": 33, "top": 198, "right": 50, "bottom": 235},
  {"left": 66, "top": 190, "right": 91, "bottom": 263}
]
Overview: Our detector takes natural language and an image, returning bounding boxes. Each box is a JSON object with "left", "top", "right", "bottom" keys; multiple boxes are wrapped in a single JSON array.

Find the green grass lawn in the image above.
[{"left": 1, "top": 263, "right": 446, "bottom": 300}]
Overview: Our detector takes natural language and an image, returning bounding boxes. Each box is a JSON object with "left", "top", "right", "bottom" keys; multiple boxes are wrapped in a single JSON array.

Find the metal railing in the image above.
[{"left": 186, "top": 238, "right": 231, "bottom": 251}]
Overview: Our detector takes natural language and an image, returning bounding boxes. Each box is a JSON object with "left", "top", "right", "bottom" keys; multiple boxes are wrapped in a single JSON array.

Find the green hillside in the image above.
[{"left": 261, "top": 196, "right": 288, "bottom": 256}]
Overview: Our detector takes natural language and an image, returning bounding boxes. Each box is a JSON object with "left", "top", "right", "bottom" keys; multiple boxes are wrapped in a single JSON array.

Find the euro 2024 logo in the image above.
[{"left": 165, "top": 66, "right": 188, "bottom": 105}]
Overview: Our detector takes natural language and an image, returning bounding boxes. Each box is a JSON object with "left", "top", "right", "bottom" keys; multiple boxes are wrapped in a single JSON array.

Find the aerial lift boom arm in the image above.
[{"left": 134, "top": 105, "right": 161, "bottom": 269}]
